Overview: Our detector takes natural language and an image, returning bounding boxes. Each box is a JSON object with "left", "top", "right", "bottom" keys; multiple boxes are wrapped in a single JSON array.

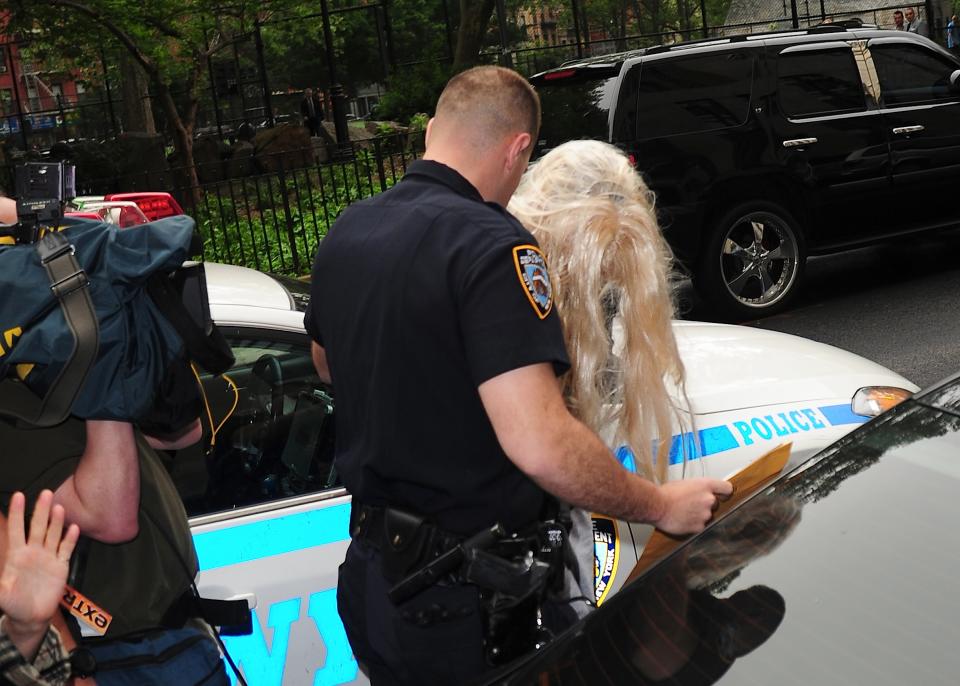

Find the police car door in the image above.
[{"left": 170, "top": 328, "right": 366, "bottom": 686}]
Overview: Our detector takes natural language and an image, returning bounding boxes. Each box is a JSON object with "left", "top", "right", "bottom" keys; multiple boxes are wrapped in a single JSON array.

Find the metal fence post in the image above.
[
  {"left": 276, "top": 156, "right": 302, "bottom": 273},
  {"left": 374, "top": 137, "right": 388, "bottom": 192}
]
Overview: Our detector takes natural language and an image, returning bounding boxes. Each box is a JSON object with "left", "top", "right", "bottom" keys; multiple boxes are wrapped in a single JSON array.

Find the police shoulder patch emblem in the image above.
[
  {"left": 593, "top": 516, "right": 619, "bottom": 606},
  {"left": 512, "top": 245, "right": 553, "bottom": 319}
]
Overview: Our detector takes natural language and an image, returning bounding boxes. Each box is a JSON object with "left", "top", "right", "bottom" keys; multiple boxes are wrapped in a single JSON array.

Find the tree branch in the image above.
[{"left": 37, "top": 0, "right": 159, "bottom": 81}]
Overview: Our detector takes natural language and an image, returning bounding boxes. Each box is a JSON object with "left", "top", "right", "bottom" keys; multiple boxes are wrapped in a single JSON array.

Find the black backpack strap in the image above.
[
  {"left": 146, "top": 266, "right": 234, "bottom": 376},
  {"left": 0, "top": 232, "right": 99, "bottom": 426}
]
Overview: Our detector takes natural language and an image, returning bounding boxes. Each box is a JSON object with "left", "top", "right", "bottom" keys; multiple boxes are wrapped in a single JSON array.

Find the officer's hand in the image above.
[
  {"left": 653, "top": 478, "right": 733, "bottom": 536},
  {"left": 0, "top": 490, "right": 79, "bottom": 658}
]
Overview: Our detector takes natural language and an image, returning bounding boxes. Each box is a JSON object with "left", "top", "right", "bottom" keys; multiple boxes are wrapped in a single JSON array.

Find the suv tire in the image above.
[{"left": 695, "top": 202, "right": 806, "bottom": 321}]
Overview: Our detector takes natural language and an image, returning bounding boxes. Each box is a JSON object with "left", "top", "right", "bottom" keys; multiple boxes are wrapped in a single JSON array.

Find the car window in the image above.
[
  {"left": 777, "top": 48, "right": 867, "bottom": 117},
  {"left": 871, "top": 43, "right": 958, "bottom": 106},
  {"left": 171, "top": 328, "right": 340, "bottom": 517},
  {"left": 635, "top": 51, "right": 754, "bottom": 139},
  {"left": 532, "top": 72, "right": 619, "bottom": 156}
]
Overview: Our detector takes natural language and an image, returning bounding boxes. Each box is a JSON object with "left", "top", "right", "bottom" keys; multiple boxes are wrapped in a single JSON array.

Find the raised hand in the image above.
[{"left": 0, "top": 490, "right": 80, "bottom": 661}]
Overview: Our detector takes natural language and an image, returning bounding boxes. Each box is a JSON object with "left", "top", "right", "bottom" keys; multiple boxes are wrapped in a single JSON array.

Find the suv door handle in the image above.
[
  {"left": 892, "top": 125, "right": 925, "bottom": 135},
  {"left": 782, "top": 138, "right": 818, "bottom": 148}
]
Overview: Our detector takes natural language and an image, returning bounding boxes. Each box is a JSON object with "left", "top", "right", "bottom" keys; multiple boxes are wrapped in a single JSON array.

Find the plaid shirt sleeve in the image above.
[{"left": 0, "top": 618, "right": 71, "bottom": 686}]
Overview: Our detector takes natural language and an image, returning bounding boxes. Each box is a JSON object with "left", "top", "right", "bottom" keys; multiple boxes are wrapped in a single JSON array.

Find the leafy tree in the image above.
[{"left": 5, "top": 0, "right": 292, "bottom": 204}]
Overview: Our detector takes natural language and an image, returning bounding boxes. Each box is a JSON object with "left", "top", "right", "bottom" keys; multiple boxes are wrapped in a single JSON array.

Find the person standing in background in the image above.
[
  {"left": 904, "top": 7, "right": 928, "bottom": 36},
  {"left": 301, "top": 88, "right": 325, "bottom": 137},
  {"left": 948, "top": 15, "right": 960, "bottom": 55}
]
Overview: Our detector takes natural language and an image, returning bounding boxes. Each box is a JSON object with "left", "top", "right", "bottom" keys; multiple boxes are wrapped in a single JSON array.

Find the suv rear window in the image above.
[
  {"left": 533, "top": 72, "right": 619, "bottom": 154},
  {"left": 778, "top": 48, "right": 867, "bottom": 117},
  {"left": 636, "top": 51, "right": 754, "bottom": 139}
]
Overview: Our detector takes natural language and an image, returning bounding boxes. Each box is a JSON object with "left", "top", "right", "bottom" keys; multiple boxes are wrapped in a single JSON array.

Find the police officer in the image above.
[{"left": 305, "top": 65, "right": 732, "bottom": 685}]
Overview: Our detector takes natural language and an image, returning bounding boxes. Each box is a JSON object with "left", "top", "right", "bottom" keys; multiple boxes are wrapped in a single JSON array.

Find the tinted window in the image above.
[
  {"left": 533, "top": 72, "right": 619, "bottom": 155},
  {"left": 636, "top": 51, "right": 754, "bottom": 139},
  {"left": 872, "top": 43, "right": 958, "bottom": 105},
  {"left": 778, "top": 48, "right": 867, "bottom": 117},
  {"left": 173, "top": 329, "right": 340, "bottom": 517}
]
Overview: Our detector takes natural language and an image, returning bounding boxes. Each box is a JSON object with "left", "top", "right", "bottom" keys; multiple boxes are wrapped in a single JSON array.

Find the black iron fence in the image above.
[{"left": 178, "top": 132, "right": 424, "bottom": 275}]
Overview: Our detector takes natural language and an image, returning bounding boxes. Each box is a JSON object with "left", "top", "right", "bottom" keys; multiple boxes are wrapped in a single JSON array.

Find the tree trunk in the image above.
[
  {"left": 452, "top": 0, "right": 496, "bottom": 71},
  {"left": 119, "top": 53, "right": 156, "bottom": 134},
  {"left": 156, "top": 83, "right": 202, "bottom": 210}
]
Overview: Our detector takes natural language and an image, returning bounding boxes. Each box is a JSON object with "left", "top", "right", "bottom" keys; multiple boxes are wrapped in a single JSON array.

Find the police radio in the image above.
[{"left": 1, "top": 161, "right": 76, "bottom": 244}]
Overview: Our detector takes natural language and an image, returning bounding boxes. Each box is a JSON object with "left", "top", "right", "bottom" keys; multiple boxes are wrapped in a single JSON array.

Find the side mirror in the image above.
[{"left": 951, "top": 70, "right": 960, "bottom": 93}]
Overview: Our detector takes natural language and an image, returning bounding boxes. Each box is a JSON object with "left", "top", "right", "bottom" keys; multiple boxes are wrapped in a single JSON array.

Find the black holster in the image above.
[{"left": 463, "top": 520, "right": 569, "bottom": 667}]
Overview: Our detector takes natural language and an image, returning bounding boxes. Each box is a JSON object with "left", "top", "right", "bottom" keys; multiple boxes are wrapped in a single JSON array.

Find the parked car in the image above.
[
  {"left": 64, "top": 199, "right": 149, "bottom": 228},
  {"left": 69, "top": 192, "right": 184, "bottom": 222},
  {"left": 173, "top": 262, "right": 915, "bottom": 685},
  {"left": 488, "top": 366, "right": 960, "bottom": 685},
  {"left": 530, "top": 26, "right": 960, "bottom": 319}
]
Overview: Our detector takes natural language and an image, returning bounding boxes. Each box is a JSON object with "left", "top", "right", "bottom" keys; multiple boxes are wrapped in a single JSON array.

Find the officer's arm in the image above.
[
  {"left": 478, "top": 363, "right": 732, "bottom": 535},
  {"left": 311, "top": 341, "right": 332, "bottom": 385},
  {"left": 53, "top": 420, "right": 140, "bottom": 543}
]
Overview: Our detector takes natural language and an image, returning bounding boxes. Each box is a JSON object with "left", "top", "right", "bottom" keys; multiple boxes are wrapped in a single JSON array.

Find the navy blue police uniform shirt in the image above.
[{"left": 304, "top": 160, "right": 570, "bottom": 536}]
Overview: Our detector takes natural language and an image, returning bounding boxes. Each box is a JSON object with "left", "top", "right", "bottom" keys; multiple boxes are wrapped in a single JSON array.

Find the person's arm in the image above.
[
  {"left": 143, "top": 417, "right": 203, "bottom": 451},
  {"left": 53, "top": 421, "right": 140, "bottom": 543},
  {"left": 478, "top": 363, "right": 732, "bottom": 535},
  {"left": 311, "top": 341, "right": 331, "bottom": 385},
  {"left": 0, "top": 197, "right": 16, "bottom": 225}
]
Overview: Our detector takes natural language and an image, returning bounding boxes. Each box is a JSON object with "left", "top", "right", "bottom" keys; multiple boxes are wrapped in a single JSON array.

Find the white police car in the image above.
[{"left": 179, "top": 263, "right": 917, "bottom": 686}]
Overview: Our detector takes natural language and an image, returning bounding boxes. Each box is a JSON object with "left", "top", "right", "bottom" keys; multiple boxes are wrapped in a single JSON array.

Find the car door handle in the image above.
[
  {"left": 892, "top": 125, "right": 925, "bottom": 135},
  {"left": 782, "top": 138, "right": 818, "bottom": 148}
]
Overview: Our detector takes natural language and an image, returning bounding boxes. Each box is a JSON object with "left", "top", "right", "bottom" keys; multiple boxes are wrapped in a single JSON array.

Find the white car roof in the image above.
[
  {"left": 203, "top": 262, "right": 917, "bottom": 412},
  {"left": 204, "top": 262, "right": 306, "bottom": 333}
]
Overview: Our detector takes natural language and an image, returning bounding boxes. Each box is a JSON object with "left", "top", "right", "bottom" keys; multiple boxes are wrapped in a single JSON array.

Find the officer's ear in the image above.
[
  {"left": 425, "top": 118, "right": 436, "bottom": 149},
  {"left": 505, "top": 132, "right": 532, "bottom": 173}
]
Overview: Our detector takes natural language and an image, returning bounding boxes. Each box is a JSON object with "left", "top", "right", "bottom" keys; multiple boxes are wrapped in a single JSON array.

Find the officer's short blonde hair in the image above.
[{"left": 434, "top": 66, "right": 540, "bottom": 148}]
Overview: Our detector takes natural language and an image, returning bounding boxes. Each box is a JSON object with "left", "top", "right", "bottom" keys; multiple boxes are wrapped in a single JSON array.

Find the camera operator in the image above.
[{"left": 0, "top": 197, "right": 232, "bottom": 685}]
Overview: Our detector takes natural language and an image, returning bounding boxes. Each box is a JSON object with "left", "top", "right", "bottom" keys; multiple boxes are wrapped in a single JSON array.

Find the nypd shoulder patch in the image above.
[
  {"left": 593, "top": 516, "right": 619, "bottom": 606},
  {"left": 512, "top": 245, "right": 553, "bottom": 319}
]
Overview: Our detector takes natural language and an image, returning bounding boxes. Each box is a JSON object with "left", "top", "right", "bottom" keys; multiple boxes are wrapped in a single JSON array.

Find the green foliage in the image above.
[
  {"left": 374, "top": 60, "right": 451, "bottom": 122},
  {"left": 195, "top": 152, "right": 403, "bottom": 276},
  {"left": 375, "top": 121, "right": 398, "bottom": 137},
  {"left": 408, "top": 113, "right": 429, "bottom": 132}
]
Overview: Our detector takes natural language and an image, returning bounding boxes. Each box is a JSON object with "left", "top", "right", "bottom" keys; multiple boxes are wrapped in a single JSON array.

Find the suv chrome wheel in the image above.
[
  {"left": 696, "top": 203, "right": 806, "bottom": 320},
  {"left": 718, "top": 210, "right": 800, "bottom": 309}
]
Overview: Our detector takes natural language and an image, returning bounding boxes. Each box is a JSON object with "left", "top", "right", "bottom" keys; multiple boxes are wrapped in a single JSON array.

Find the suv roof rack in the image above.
[{"left": 546, "top": 20, "right": 882, "bottom": 72}]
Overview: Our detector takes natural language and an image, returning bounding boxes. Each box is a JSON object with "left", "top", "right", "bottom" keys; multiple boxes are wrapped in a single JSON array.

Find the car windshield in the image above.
[
  {"left": 500, "top": 390, "right": 960, "bottom": 685},
  {"left": 269, "top": 273, "right": 311, "bottom": 312}
]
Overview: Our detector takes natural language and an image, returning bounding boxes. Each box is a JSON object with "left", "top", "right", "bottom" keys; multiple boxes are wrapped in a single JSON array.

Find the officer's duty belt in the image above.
[{"left": 350, "top": 503, "right": 465, "bottom": 586}]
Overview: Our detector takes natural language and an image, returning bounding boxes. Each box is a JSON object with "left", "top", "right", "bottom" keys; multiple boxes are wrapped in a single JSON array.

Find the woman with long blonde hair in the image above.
[{"left": 509, "top": 139, "right": 689, "bottom": 485}]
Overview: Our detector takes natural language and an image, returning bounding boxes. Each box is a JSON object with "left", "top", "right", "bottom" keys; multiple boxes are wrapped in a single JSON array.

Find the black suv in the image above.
[{"left": 531, "top": 25, "right": 960, "bottom": 319}]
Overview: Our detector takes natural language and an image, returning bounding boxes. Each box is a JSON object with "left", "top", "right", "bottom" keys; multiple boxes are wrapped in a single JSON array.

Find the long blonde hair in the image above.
[{"left": 509, "top": 140, "right": 686, "bottom": 483}]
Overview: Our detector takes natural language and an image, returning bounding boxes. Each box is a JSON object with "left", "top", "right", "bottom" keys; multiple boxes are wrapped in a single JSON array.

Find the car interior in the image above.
[{"left": 167, "top": 332, "right": 340, "bottom": 517}]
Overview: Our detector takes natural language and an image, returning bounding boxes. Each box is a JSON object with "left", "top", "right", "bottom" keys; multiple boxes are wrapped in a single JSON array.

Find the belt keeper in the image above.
[{"left": 50, "top": 269, "right": 89, "bottom": 298}]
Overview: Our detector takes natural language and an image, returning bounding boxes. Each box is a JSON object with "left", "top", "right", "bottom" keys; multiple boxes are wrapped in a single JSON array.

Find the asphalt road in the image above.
[{"left": 680, "top": 228, "right": 960, "bottom": 390}]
